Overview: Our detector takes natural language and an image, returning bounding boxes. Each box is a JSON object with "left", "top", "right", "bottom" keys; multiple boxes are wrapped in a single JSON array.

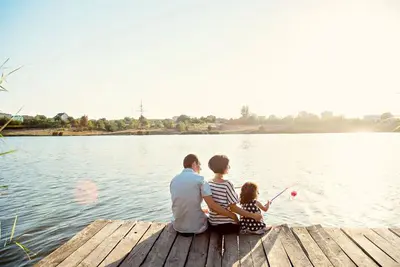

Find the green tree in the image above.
[
  {"left": 97, "top": 120, "right": 106, "bottom": 130},
  {"left": 176, "top": 122, "right": 186, "bottom": 132},
  {"left": 129, "top": 119, "right": 139, "bottom": 129},
  {"left": 105, "top": 121, "right": 118, "bottom": 132},
  {"left": 162, "top": 119, "right": 174, "bottom": 129},
  {"left": 177, "top": 114, "right": 190, "bottom": 124},
  {"left": 153, "top": 120, "right": 164, "bottom": 128},
  {"left": 72, "top": 119, "right": 80, "bottom": 128},
  {"left": 35, "top": 115, "right": 47, "bottom": 121},
  {"left": 116, "top": 120, "right": 126, "bottom": 130},
  {"left": 124, "top": 117, "right": 132, "bottom": 124},
  {"left": 139, "top": 115, "right": 148, "bottom": 129},
  {"left": 47, "top": 118, "right": 61, "bottom": 128},
  {"left": 381, "top": 112, "right": 393, "bottom": 121},
  {"left": 206, "top": 115, "right": 216, "bottom": 123},
  {"left": 190, "top": 117, "right": 201, "bottom": 124},
  {"left": 87, "top": 120, "right": 95, "bottom": 130},
  {"left": 80, "top": 115, "right": 88, "bottom": 128}
]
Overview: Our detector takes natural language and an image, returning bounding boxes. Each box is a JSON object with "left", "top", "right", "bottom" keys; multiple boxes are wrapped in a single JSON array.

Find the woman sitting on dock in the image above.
[
  {"left": 170, "top": 154, "right": 239, "bottom": 237},
  {"left": 207, "top": 155, "right": 262, "bottom": 234}
]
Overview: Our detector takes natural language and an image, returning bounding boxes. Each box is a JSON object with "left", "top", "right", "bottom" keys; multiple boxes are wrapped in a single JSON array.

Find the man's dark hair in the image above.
[
  {"left": 208, "top": 155, "right": 229, "bottom": 174},
  {"left": 183, "top": 154, "right": 199, "bottom": 168}
]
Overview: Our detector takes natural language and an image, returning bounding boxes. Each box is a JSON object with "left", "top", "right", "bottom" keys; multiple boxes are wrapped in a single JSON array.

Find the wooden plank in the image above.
[
  {"left": 222, "top": 234, "right": 239, "bottom": 267},
  {"left": 245, "top": 234, "right": 268, "bottom": 267},
  {"left": 279, "top": 225, "right": 313, "bottom": 267},
  {"left": 306, "top": 225, "right": 355, "bottom": 267},
  {"left": 390, "top": 228, "right": 400, "bottom": 238},
  {"left": 35, "top": 219, "right": 109, "bottom": 267},
  {"left": 362, "top": 228, "right": 400, "bottom": 263},
  {"left": 77, "top": 221, "right": 136, "bottom": 267},
  {"left": 58, "top": 220, "right": 123, "bottom": 267},
  {"left": 261, "top": 226, "right": 282, "bottom": 257},
  {"left": 267, "top": 235, "right": 291, "bottom": 267},
  {"left": 164, "top": 234, "right": 193, "bottom": 267},
  {"left": 342, "top": 228, "right": 399, "bottom": 266},
  {"left": 119, "top": 222, "right": 166, "bottom": 267},
  {"left": 186, "top": 231, "right": 210, "bottom": 267},
  {"left": 324, "top": 228, "right": 378, "bottom": 267},
  {"left": 239, "top": 235, "right": 254, "bottom": 267},
  {"left": 373, "top": 228, "right": 400, "bottom": 248},
  {"left": 292, "top": 227, "right": 333, "bottom": 267},
  {"left": 141, "top": 223, "right": 178, "bottom": 267},
  {"left": 206, "top": 232, "right": 222, "bottom": 267},
  {"left": 98, "top": 221, "right": 151, "bottom": 267}
]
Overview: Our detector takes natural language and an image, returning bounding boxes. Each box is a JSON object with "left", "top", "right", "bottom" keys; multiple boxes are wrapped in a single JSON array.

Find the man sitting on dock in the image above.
[{"left": 170, "top": 154, "right": 238, "bottom": 236}]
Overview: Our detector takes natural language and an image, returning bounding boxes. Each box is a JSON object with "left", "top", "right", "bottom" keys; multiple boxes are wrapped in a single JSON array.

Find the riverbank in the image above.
[{"left": 1, "top": 124, "right": 396, "bottom": 136}]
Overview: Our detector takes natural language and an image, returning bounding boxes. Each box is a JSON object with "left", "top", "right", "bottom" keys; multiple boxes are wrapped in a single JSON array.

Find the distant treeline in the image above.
[
  {"left": 0, "top": 114, "right": 218, "bottom": 132},
  {"left": 1, "top": 107, "right": 399, "bottom": 132}
]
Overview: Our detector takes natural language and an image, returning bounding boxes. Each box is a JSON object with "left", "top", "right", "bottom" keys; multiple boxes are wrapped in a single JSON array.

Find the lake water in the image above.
[{"left": 1, "top": 133, "right": 400, "bottom": 266}]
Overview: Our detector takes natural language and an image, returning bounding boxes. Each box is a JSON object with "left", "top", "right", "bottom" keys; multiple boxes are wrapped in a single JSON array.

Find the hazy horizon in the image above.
[
  {"left": 0, "top": 107, "right": 398, "bottom": 121},
  {"left": 1, "top": 0, "right": 400, "bottom": 119}
]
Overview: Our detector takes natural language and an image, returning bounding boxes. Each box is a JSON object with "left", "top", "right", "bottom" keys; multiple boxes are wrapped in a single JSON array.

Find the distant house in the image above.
[
  {"left": 363, "top": 115, "right": 381, "bottom": 122},
  {"left": 0, "top": 113, "right": 12, "bottom": 119},
  {"left": 54, "top": 113, "right": 69, "bottom": 122},
  {"left": 12, "top": 115, "right": 24, "bottom": 123},
  {"left": 321, "top": 111, "right": 334, "bottom": 119},
  {"left": 23, "top": 115, "right": 34, "bottom": 120}
]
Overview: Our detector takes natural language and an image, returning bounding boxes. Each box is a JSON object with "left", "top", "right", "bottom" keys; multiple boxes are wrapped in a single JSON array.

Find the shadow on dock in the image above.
[{"left": 35, "top": 219, "right": 400, "bottom": 267}]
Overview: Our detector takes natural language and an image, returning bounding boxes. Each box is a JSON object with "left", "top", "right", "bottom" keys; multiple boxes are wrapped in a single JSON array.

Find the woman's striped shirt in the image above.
[{"left": 208, "top": 180, "right": 239, "bottom": 225}]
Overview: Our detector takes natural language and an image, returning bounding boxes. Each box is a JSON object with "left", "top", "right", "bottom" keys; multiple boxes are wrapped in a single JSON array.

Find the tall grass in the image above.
[
  {"left": 0, "top": 58, "right": 21, "bottom": 159},
  {"left": 1, "top": 59, "right": 35, "bottom": 261}
]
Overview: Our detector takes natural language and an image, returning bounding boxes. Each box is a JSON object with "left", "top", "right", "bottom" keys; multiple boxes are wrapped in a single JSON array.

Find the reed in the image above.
[{"left": 1, "top": 59, "right": 35, "bottom": 261}]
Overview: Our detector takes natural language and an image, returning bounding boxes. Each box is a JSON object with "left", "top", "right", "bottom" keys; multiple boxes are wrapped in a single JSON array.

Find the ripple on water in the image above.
[{"left": 1, "top": 134, "right": 400, "bottom": 266}]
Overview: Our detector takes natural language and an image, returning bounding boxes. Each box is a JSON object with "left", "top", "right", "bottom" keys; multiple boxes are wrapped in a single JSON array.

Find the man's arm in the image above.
[
  {"left": 229, "top": 204, "right": 262, "bottom": 221},
  {"left": 203, "top": 196, "right": 238, "bottom": 223}
]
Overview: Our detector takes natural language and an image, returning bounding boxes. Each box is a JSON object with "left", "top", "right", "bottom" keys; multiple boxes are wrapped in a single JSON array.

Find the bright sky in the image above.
[{"left": 1, "top": 0, "right": 400, "bottom": 119}]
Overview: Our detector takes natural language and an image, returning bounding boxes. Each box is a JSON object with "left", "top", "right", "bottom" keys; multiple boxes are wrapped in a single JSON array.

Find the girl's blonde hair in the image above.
[{"left": 240, "top": 182, "right": 258, "bottom": 204}]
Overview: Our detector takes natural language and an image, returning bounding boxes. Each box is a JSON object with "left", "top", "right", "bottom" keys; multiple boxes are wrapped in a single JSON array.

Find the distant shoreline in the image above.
[{"left": 2, "top": 127, "right": 397, "bottom": 137}]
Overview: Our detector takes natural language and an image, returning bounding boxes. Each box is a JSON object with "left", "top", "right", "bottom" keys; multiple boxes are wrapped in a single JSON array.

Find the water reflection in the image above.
[{"left": 0, "top": 134, "right": 400, "bottom": 267}]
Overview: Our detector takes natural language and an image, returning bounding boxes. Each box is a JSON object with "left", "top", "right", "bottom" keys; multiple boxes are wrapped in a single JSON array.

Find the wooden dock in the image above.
[{"left": 35, "top": 220, "right": 400, "bottom": 267}]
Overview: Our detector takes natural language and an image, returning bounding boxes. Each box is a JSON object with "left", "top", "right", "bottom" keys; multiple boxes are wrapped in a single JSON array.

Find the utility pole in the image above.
[
  {"left": 137, "top": 100, "right": 146, "bottom": 129},
  {"left": 138, "top": 100, "right": 144, "bottom": 119}
]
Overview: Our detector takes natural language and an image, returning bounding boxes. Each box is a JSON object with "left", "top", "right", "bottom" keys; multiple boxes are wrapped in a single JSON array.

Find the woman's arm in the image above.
[
  {"left": 256, "top": 200, "right": 270, "bottom": 212},
  {"left": 224, "top": 181, "right": 262, "bottom": 221},
  {"left": 229, "top": 204, "right": 262, "bottom": 221},
  {"left": 203, "top": 196, "right": 239, "bottom": 223}
]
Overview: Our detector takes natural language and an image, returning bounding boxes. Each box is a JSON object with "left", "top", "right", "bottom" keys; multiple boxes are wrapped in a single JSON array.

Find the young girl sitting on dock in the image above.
[
  {"left": 239, "top": 182, "right": 271, "bottom": 234},
  {"left": 207, "top": 155, "right": 262, "bottom": 234}
]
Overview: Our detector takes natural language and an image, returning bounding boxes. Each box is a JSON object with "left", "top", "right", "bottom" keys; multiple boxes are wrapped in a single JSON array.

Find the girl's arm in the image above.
[
  {"left": 256, "top": 200, "right": 270, "bottom": 212},
  {"left": 229, "top": 204, "right": 262, "bottom": 221},
  {"left": 225, "top": 181, "right": 262, "bottom": 221}
]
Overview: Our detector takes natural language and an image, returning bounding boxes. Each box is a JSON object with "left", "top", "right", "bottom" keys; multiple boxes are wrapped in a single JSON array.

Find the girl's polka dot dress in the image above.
[{"left": 240, "top": 200, "right": 266, "bottom": 232}]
